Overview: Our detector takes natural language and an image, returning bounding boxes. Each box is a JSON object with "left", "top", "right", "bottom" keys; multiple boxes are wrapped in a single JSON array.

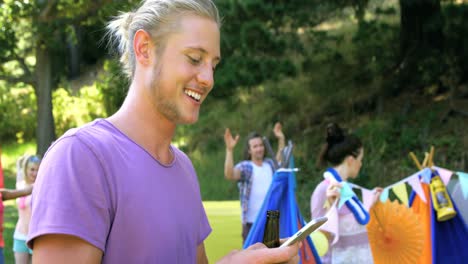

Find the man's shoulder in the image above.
[
  {"left": 171, "top": 146, "right": 192, "bottom": 164},
  {"left": 59, "top": 119, "right": 110, "bottom": 138},
  {"left": 47, "top": 119, "right": 120, "bottom": 155},
  {"left": 235, "top": 160, "right": 252, "bottom": 168}
]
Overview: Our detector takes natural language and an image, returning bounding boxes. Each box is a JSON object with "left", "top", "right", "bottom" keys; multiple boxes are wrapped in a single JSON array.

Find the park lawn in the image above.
[
  {"left": 3, "top": 200, "right": 18, "bottom": 264},
  {"left": 203, "top": 200, "right": 242, "bottom": 263}
]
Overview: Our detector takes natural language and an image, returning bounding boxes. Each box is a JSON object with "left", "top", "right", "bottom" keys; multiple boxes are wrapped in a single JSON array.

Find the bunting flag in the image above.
[
  {"left": 408, "top": 176, "right": 427, "bottom": 203},
  {"left": 380, "top": 188, "right": 389, "bottom": 202},
  {"left": 451, "top": 177, "right": 468, "bottom": 224},
  {"left": 345, "top": 167, "right": 466, "bottom": 220},
  {"left": 420, "top": 168, "right": 433, "bottom": 184},
  {"left": 361, "top": 188, "right": 375, "bottom": 211},
  {"left": 338, "top": 182, "right": 356, "bottom": 209},
  {"left": 433, "top": 166, "right": 454, "bottom": 185},
  {"left": 457, "top": 171, "right": 468, "bottom": 200},
  {"left": 392, "top": 183, "right": 409, "bottom": 206}
]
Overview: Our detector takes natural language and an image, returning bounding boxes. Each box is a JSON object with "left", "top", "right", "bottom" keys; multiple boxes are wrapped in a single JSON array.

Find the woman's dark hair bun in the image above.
[{"left": 326, "top": 123, "right": 344, "bottom": 145}]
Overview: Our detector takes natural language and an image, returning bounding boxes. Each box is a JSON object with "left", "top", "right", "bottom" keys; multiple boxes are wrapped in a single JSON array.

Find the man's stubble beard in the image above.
[{"left": 149, "top": 62, "right": 182, "bottom": 124}]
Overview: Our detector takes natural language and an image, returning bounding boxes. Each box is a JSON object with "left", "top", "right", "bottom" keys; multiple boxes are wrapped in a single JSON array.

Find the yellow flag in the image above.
[{"left": 392, "top": 183, "right": 409, "bottom": 205}]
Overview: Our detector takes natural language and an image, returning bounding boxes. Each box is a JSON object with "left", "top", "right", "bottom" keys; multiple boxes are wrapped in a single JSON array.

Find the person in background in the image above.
[
  {"left": 0, "top": 154, "right": 34, "bottom": 264},
  {"left": 13, "top": 155, "right": 40, "bottom": 264},
  {"left": 224, "top": 122, "right": 285, "bottom": 243},
  {"left": 310, "top": 123, "right": 382, "bottom": 264},
  {"left": 27, "top": 0, "right": 301, "bottom": 263}
]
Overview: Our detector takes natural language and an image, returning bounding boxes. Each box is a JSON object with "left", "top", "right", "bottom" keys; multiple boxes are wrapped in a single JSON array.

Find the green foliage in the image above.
[
  {"left": 188, "top": 147, "right": 239, "bottom": 201},
  {"left": 53, "top": 85, "right": 106, "bottom": 137},
  {"left": 96, "top": 60, "right": 128, "bottom": 116},
  {"left": 0, "top": 0, "right": 142, "bottom": 154},
  {"left": 212, "top": 0, "right": 351, "bottom": 98},
  {"left": 0, "top": 141, "right": 36, "bottom": 177},
  {"left": 0, "top": 77, "right": 107, "bottom": 142},
  {"left": 0, "top": 83, "right": 37, "bottom": 142},
  {"left": 443, "top": 4, "right": 468, "bottom": 81}
]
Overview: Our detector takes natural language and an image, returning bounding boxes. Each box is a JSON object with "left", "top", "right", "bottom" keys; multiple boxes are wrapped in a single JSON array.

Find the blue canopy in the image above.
[
  {"left": 409, "top": 172, "right": 468, "bottom": 264},
  {"left": 243, "top": 167, "right": 321, "bottom": 264}
]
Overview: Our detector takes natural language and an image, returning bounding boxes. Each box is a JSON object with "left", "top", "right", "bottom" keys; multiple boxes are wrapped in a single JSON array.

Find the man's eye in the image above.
[{"left": 188, "top": 56, "right": 201, "bottom": 65}]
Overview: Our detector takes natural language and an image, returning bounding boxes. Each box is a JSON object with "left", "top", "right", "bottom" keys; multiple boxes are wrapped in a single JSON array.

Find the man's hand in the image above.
[
  {"left": 326, "top": 182, "right": 342, "bottom": 204},
  {"left": 224, "top": 128, "right": 240, "bottom": 151},
  {"left": 217, "top": 241, "right": 301, "bottom": 264},
  {"left": 273, "top": 122, "right": 284, "bottom": 140}
]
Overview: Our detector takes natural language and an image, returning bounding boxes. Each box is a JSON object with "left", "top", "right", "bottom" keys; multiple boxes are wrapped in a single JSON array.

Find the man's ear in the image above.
[{"left": 133, "top": 29, "right": 154, "bottom": 66}]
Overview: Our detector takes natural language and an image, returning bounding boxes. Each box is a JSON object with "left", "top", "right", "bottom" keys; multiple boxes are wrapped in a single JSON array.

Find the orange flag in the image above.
[{"left": 411, "top": 183, "right": 432, "bottom": 264}]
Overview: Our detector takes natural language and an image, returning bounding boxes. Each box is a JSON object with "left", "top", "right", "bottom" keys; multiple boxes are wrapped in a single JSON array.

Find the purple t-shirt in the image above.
[{"left": 28, "top": 119, "right": 211, "bottom": 263}]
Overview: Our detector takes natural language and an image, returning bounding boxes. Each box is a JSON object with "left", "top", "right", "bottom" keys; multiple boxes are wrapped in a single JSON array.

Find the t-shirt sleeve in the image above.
[
  {"left": 234, "top": 161, "right": 247, "bottom": 182},
  {"left": 198, "top": 202, "right": 212, "bottom": 245},
  {"left": 27, "top": 135, "right": 112, "bottom": 252}
]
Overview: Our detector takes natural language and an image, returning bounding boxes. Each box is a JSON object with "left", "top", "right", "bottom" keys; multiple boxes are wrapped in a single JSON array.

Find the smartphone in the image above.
[{"left": 280, "top": 216, "right": 328, "bottom": 248}]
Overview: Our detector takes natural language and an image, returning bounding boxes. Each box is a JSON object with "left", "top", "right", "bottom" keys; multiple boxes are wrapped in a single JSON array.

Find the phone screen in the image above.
[{"left": 279, "top": 216, "right": 328, "bottom": 247}]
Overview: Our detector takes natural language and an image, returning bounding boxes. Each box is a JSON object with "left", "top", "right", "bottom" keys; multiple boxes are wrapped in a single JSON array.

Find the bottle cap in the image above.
[{"left": 267, "top": 210, "right": 280, "bottom": 218}]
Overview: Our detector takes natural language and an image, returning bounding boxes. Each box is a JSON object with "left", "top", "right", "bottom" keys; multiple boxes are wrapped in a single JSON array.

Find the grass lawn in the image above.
[
  {"left": 1, "top": 199, "right": 241, "bottom": 263},
  {"left": 203, "top": 201, "right": 242, "bottom": 263},
  {"left": 3, "top": 200, "right": 19, "bottom": 264}
]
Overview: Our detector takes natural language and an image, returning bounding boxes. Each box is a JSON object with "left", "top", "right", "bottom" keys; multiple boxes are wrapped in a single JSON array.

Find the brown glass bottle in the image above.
[{"left": 262, "top": 210, "right": 280, "bottom": 248}]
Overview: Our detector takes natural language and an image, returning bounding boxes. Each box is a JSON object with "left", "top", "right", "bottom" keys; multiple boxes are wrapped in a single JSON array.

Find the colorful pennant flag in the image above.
[
  {"left": 457, "top": 171, "right": 468, "bottom": 200},
  {"left": 392, "top": 183, "right": 409, "bottom": 206},
  {"left": 434, "top": 166, "right": 454, "bottom": 185},
  {"left": 408, "top": 175, "right": 427, "bottom": 203},
  {"left": 380, "top": 188, "right": 389, "bottom": 202},
  {"left": 361, "top": 188, "right": 375, "bottom": 210},
  {"left": 420, "top": 168, "right": 432, "bottom": 184},
  {"left": 338, "top": 182, "right": 355, "bottom": 209}
]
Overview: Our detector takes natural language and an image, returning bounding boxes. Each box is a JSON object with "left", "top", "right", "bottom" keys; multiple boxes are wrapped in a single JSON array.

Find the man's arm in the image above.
[
  {"left": 1, "top": 186, "right": 33, "bottom": 200},
  {"left": 224, "top": 148, "right": 241, "bottom": 181},
  {"left": 32, "top": 234, "right": 102, "bottom": 264},
  {"left": 224, "top": 128, "right": 241, "bottom": 181},
  {"left": 196, "top": 242, "right": 209, "bottom": 264},
  {"left": 273, "top": 122, "right": 285, "bottom": 162}
]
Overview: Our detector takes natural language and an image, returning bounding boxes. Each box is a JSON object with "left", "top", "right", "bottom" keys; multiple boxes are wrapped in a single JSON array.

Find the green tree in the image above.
[
  {"left": 211, "top": 0, "right": 356, "bottom": 98},
  {"left": 396, "top": 0, "right": 444, "bottom": 91},
  {"left": 0, "top": 0, "right": 138, "bottom": 155}
]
